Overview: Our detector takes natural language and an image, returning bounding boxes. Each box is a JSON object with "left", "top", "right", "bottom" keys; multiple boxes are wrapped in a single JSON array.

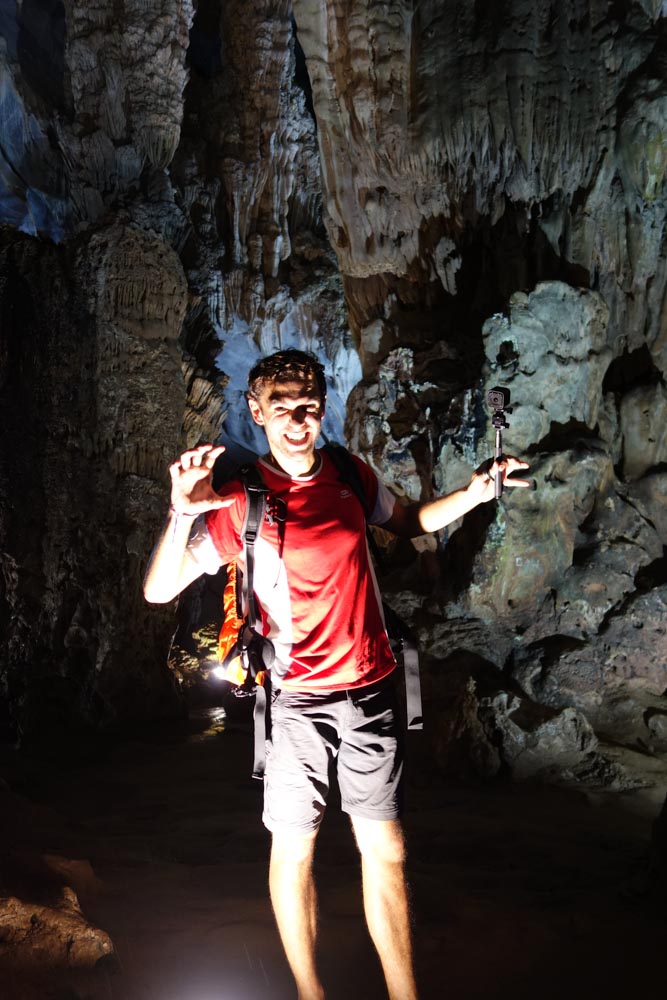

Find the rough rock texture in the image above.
[
  {"left": 0, "top": 777, "right": 115, "bottom": 998},
  {"left": 1, "top": 0, "right": 195, "bottom": 233},
  {"left": 0, "top": 224, "right": 190, "bottom": 740},
  {"left": 0, "top": 890, "right": 113, "bottom": 969},
  {"left": 0, "top": 2, "right": 666, "bottom": 789},
  {"left": 294, "top": 1, "right": 667, "bottom": 353},
  {"left": 0, "top": 1, "right": 354, "bottom": 741},
  {"left": 173, "top": 0, "right": 359, "bottom": 453},
  {"left": 295, "top": 0, "right": 667, "bottom": 812},
  {"left": 1, "top": 1, "right": 667, "bottom": 985}
]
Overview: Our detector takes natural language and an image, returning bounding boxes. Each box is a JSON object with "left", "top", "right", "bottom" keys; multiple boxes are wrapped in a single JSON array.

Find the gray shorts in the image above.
[{"left": 262, "top": 676, "right": 404, "bottom": 834}]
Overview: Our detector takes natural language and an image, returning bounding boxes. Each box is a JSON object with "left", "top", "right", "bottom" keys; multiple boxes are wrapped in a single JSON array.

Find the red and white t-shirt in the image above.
[{"left": 190, "top": 450, "right": 397, "bottom": 692}]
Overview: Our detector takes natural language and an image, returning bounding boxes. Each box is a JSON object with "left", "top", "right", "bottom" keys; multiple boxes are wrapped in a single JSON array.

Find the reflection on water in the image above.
[{"left": 188, "top": 705, "right": 227, "bottom": 740}]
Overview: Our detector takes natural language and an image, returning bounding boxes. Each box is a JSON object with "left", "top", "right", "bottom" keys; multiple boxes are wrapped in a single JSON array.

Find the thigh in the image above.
[
  {"left": 338, "top": 680, "right": 404, "bottom": 822},
  {"left": 262, "top": 691, "right": 342, "bottom": 834}
]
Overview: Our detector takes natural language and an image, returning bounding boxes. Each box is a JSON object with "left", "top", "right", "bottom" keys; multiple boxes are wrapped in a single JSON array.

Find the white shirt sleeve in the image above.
[
  {"left": 186, "top": 515, "right": 224, "bottom": 575},
  {"left": 369, "top": 478, "right": 396, "bottom": 526}
]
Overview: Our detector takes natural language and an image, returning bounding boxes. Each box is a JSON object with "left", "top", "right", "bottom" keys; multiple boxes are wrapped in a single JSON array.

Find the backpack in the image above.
[
  {"left": 213, "top": 461, "right": 278, "bottom": 778},
  {"left": 214, "top": 445, "right": 423, "bottom": 778},
  {"left": 216, "top": 461, "right": 277, "bottom": 695}
]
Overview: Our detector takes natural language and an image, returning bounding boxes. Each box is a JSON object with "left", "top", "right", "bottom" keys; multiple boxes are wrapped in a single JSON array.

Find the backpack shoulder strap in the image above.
[
  {"left": 322, "top": 442, "right": 371, "bottom": 516},
  {"left": 237, "top": 462, "right": 269, "bottom": 630},
  {"left": 323, "top": 442, "right": 385, "bottom": 569}
]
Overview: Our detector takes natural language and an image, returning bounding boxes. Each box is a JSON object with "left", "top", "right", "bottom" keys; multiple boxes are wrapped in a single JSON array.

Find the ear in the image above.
[{"left": 247, "top": 397, "right": 264, "bottom": 427}]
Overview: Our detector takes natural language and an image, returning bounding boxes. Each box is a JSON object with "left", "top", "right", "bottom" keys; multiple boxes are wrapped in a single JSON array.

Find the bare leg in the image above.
[
  {"left": 269, "top": 828, "right": 325, "bottom": 1000},
  {"left": 351, "top": 816, "right": 418, "bottom": 1000}
]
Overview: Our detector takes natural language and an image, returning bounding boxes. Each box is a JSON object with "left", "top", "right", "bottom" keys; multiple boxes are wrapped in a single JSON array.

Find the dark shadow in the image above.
[
  {"left": 17, "top": 0, "right": 65, "bottom": 109},
  {"left": 527, "top": 419, "right": 603, "bottom": 456},
  {"left": 602, "top": 343, "right": 663, "bottom": 395},
  {"left": 291, "top": 14, "right": 316, "bottom": 122},
  {"left": 634, "top": 548, "right": 667, "bottom": 592},
  {"left": 437, "top": 501, "right": 498, "bottom": 602},
  {"left": 187, "top": 0, "right": 223, "bottom": 78}
]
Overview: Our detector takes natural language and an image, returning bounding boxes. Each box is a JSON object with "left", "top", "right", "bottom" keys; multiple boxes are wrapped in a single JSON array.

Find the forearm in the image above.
[
  {"left": 384, "top": 456, "right": 530, "bottom": 539},
  {"left": 414, "top": 483, "right": 482, "bottom": 534},
  {"left": 389, "top": 483, "right": 482, "bottom": 539},
  {"left": 143, "top": 511, "right": 203, "bottom": 603}
]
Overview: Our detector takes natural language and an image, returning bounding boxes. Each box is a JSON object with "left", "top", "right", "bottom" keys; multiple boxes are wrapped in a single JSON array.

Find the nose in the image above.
[{"left": 290, "top": 405, "right": 308, "bottom": 425}]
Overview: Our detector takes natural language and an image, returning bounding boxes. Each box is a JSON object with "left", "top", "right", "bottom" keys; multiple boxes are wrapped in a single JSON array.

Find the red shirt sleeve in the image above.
[
  {"left": 350, "top": 455, "right": 395, "bottom": 525},
  {"left": 204, "top": 480, "right": 246, "bottom": 564}
]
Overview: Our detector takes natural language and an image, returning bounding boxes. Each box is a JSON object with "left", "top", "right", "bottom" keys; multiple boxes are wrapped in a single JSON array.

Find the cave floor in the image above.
[{"left": 2, "top": 702, "right": 666, "bottom": 1000}]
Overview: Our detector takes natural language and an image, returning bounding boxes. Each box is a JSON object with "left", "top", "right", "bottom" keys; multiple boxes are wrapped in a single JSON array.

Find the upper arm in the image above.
[
  {"left": 178, "top": 547, "right": 211, "bottom": 593},
  {"left": 368, "top": 477, "right": 396, "bottom": 526},
  {"left": 188, "top": 514, "right": 225, "bottom": 574},
  {"left": 143, "top": 522, "right": 210, "bottom": 605},
  {"left": 378, "top": 498, "right": 422, "bottom": 538},
  {"left": 352, "top": 456, "right": 422, "bottom": 538}
]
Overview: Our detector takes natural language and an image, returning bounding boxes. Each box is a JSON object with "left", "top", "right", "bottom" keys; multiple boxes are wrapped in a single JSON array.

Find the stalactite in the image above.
[{"left": 1, "top": 0, "right": 666, "bottom": 791}]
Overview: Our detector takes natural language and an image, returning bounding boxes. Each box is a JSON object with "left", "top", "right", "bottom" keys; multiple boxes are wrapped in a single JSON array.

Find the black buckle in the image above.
[{"left": 266, "top": 496, "right": 287, "bottom": 526}]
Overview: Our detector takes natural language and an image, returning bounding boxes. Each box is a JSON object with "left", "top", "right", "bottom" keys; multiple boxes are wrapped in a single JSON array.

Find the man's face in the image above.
[{"left": 247, "top": 378, "right": 324, "bottom": 470}]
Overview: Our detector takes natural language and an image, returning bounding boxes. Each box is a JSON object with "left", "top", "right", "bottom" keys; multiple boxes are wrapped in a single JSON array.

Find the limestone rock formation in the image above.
[
  {"left": 0, "top": 223, "right": 190, "bottom": 740},
  {"left": 0, "top": 2, "right": 665, "bottom": 794},
  {"left": 0, "top": 777, "right": 115, "bottom": 999},
  {"left": 3, "top": 3, "right": 667, "bottom": 992},
  {"left": 0, "top": 890, "right": 113, "bottom": 974},
  {"left": 297, "top": 0, "right": 667, "bottom": 795},
  {"left": 0, "top": 1, "right": 353, "bottom": 742}
]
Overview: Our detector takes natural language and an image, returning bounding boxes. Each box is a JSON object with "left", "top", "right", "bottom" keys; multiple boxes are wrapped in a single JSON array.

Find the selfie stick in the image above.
[{"left": 487, "top": 387, "right": 511, "bottom": 500}]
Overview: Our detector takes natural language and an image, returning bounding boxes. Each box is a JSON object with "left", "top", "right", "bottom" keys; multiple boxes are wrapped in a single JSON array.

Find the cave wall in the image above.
[
  {"left": 0, "top": 225, "right": 191, "bottom": 741},
  {"left": 291, "top": 0, "right": 667, "bottom": 769},
  {"left": 293, "top": 0, "right": 667, "bottom": 489},
  {"left": 0, "top": 1, "right": 666, "bottom": 765},
  {"left": 0, "top": 0, "right": 353, "bottom": 740}
]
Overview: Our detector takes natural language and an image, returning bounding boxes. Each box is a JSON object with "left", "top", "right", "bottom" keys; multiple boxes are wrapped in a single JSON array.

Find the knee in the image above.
[
  {"left": 271, "top": 829, "right": 318, "bottom": 867},
  {"left": 353, "top": 818, "right": 406, "bottom": 866}
]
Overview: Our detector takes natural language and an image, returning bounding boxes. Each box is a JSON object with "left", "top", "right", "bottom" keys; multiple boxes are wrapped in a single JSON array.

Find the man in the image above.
[{"left": 144, "top": 349, "right": 530, "bottom": 999}]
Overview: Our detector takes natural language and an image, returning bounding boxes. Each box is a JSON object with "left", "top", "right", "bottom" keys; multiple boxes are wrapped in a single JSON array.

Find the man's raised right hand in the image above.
[{"left": 169, "top": 444, "right": 235, "bottom": 515}]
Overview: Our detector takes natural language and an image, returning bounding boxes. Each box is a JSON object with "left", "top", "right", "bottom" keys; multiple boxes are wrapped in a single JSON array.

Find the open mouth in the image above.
[{"left": 284, "top": 432, "right": 309, "bottom": 446}]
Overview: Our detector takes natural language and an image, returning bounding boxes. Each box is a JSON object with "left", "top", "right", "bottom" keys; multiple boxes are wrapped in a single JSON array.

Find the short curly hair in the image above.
[{"left": 247, "top": 349, "right": 327, "bottom": 403}]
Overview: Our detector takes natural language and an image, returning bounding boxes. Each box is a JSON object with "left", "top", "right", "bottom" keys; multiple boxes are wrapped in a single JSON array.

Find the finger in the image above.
[
  {"left": 210, "top": 496, "right": 235, "bottom": 508},
  {"left": 168, "top": 456, "right": 198, "bottom": 479},
  {"left": 170, "top": 454, "right": 199, "bottom": 476},
  {"left": 182, "top": 443, "right": 214, "bottom": 463},
  {"left": 475, "top": 458, "right": 493, "bottom": 478},
  {"left": 201, "top": 445, "right": 226, "bottom": 467},
  {"left": 177, "top": 450, "right": 198, "bottom": 470},
  {"left": 504, "top": 477, "right": 534, "bottom": 489},
  {"left": 495, "top": 453, "right": 529, "bottom": 465},
  {"left": 492, "top": 459, "right": 530, "bottom": 477},
  {"left": 172, "top": 444, "right": 219, "bottom": 473}
]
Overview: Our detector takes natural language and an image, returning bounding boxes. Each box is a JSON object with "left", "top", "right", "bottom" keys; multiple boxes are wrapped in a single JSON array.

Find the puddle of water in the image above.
[{"left": 188, "top": 706, "right": 227, "bottom": 741}]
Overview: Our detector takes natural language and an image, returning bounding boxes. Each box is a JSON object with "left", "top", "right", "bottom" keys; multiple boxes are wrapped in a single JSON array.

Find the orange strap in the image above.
[{"left": 217, "top": 566, "right": 266, "bottom": 687}]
